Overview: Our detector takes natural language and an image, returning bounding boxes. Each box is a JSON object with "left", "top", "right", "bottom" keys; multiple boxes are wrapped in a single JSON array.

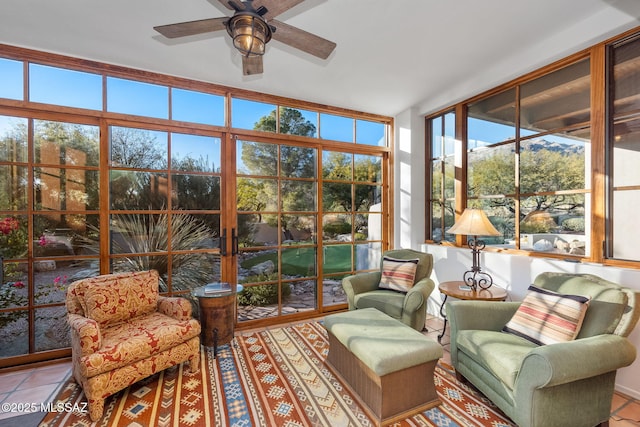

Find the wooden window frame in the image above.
[{"left": 425, "top": 26, "right": 640, "bottom": 270}]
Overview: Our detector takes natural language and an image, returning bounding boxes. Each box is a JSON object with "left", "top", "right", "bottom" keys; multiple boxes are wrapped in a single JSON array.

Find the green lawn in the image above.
[{"left": 241, "top": 245, "right": 353, "bottom": 275}]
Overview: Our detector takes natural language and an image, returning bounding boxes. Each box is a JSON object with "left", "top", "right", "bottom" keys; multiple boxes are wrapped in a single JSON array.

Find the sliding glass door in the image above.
[
  {"left": 232, "top": 138, "right": 386, "bottom": 324},
  {"left": 235, "top": 138, "right": 319, "bottom": 322}
]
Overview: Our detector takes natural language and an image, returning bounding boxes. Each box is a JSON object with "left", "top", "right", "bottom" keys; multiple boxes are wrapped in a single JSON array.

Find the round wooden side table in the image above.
[
  {"left": 192, "top": 283, "right": 243, "bottom": 357},
  {"left": 437, "top": 280, "right": 508, "bottom": 342}
]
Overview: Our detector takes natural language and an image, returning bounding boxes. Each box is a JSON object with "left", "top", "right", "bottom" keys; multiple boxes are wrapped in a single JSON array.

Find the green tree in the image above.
[
  {"left": 31, "top": 121, "right": 100, "bottom": 209},
  {"left": 236, "top": 178, "right": 267, "bottom": 214},
  {"left": 354, "top": 156, "right": 382, "bottom": 212},
  {"left": 34, "top": 120, "right": 100, "bottom": 167},
  {"left": 236, "top": 109, "right": 318, "bottom": 242},
  {"left": 0, "top": 121, "right": 28, "bottom": 211},
  {"left": 110, "top": 128, "right": 221, "bottom": 212},
  {"left": 109, "top": 128, "right": 167, "bottom": 210},
  {"left": 468, "top": 149, "right": 514, "bottom": 197},
  {"left": 253, "top": 107, "right": 317, "bottom": 137},
  {"left": 520, "top": 148, "right": 584, "bottom": 193},
  {"left": 110, "top": 127, "right": 166, "bottom": 169},
  {"left": 519, "top": 148, "right": 585, "bottom": 227},
  {"left": 322, "top": 152, "right": 352, "bottom": 215},
  {"left": 469, "top": 144, "right": 585, "bottom": 220},
  {"left": 322, "top": 152, "right": 382, "bottom": 213}
]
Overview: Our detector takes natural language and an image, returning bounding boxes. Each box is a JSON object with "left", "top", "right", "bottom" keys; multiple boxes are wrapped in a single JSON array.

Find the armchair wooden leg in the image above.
[
  {"left": 455, "top": 371, "right": 468, "bottom": 384},
  {"left": 186, "top": 351, "right": 200, "bottom": 374}
]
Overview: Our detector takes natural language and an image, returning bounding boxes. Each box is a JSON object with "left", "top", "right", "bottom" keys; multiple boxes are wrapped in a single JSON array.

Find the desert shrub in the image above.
[
  {"left": 323, "top": 221, "right": 351, "bottom": 236},
  {"left": 520, "top": 222, "right": 549, "bottom": 234},
  {"left": 354, "top": 232, "right": 367, "bottom": 241},
  {"left": 561, "top": 217, "right": 585, "bottom": 232},
  {"left": 238, "top": 273, "right": 291, "bottom": 306},
  {"left": 77, "top": 212, "right": 216, "bottom": 291},
  {"left": 519, "top": 210, "right": 560, "bottom": 234}
]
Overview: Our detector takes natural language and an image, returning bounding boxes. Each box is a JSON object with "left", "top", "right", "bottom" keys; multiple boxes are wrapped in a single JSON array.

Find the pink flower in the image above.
[
  {"left": 53, "top": 275, "right": 69, "bottom": 290},
  {"left": 12, "top": 281, "right": 25, "bottom": 289},
  {"left": 38, "top": 235, "right": 48, "bottom": 246},
  {"left": 0, "top": 217, "right": 19, "bottom": 235}
]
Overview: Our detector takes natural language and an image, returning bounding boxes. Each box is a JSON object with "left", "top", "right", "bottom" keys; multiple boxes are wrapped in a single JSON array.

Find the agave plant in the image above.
[{"left": 79, "top": 212, "right": 218, "bottom": 293}]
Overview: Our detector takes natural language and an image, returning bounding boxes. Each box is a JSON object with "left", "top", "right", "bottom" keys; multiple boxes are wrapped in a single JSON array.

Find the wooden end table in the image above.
[
  {"left": 192, "top": 283, "right": 243, "bottom": 357},
  {"left": 437, "top": 280, "right": 508, "bottom": 343}
]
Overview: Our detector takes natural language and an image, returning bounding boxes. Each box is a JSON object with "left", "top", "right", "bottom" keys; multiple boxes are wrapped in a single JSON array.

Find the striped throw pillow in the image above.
[
  {"left": 502, "top": 285, "right": 590, "bottom": 345},
  {"left": 379, "top": 256, "right": 419, "bottom": 293}
]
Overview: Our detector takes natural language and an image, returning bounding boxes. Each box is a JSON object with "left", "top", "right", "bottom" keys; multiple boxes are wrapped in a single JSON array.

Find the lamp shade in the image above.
[{"left": 447, "top": 209, "right": 501, "bottom": 236}]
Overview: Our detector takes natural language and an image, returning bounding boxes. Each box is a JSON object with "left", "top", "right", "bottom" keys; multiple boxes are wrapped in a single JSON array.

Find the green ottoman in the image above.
[{"left": 324, "top": 308, "right": 442, "bottom": 426}]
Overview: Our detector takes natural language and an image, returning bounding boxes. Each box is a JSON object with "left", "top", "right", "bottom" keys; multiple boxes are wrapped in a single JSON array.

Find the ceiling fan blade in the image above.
[
  {"left": 154, "top": 17, "right": 228, "bottom": 38},
  {"left": 271, "top": 20, "right": 336, "bottom": 59},
  {"left": 253, "top": 0, "right": 305, "bottom": 20},
  {"left": 242, "top": 56, "right": 264, "bottom": 75},
  {"left": 215, "top": 0, "right": 243, "bottom": 10}
]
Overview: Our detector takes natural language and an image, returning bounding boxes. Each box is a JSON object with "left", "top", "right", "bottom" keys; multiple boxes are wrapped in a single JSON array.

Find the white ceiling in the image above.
[{"left": 1, "top": 0, "right": 640, "bottom": 117}]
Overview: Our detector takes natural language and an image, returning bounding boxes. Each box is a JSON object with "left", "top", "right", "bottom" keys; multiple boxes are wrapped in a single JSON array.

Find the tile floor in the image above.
[
  {"left": 0, "top": 315, "right": 638, "bottom": 426},
  {"left": 0, "top": 361, "right": 71, "bottom": 422}
]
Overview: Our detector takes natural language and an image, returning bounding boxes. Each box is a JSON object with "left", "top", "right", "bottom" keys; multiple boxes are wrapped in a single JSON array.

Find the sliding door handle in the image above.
[
  {"left": 219, "top": 229, "right": 228, "bottom": 256},
  {"left": 232, "top": 228, "right": 239, "bottom": 256}
]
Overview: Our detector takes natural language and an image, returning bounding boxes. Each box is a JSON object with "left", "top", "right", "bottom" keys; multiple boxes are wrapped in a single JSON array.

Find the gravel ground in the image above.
[{"left": 0, "top": 261, "right": 84, "bottom": 358}]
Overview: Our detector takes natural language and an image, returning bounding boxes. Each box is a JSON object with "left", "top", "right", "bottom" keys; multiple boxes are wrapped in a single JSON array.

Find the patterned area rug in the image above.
[{"left": 40, "top": 321, "right": 515, "bottom": 426}]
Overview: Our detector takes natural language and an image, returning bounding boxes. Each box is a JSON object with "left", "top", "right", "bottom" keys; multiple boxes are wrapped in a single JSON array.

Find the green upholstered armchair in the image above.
[
  {"left": 448, "top": 272, "right": 640, "bottom": 427},
  {"left": 341, "top": 249, "right": 435, "bottom": 331}
]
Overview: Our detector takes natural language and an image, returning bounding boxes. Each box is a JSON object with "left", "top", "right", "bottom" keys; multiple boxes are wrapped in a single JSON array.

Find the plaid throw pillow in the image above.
[
  {"left": 503, "top": 285, "right": 590, "bottom": 345},
  {"left": 379, "top": 256, "right": 419, "bottom": 293}
]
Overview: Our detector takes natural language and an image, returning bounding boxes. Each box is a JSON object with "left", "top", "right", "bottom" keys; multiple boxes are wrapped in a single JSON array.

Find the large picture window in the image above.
[{"left": 428, "top": 58, "right": 592, "bottom": 257}]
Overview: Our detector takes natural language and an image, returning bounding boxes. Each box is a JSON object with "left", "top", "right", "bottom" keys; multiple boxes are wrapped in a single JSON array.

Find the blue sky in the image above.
[
  {"left": 1, "top": 57, "right": 585, "bottom": 153},
  {"left": 433, "top": 111, "right": 586, "bottom": 158},
  {"left": 0, "top": 58, "right": 385, "bottom": 147},
  {"left": 0, "top": 58, "right": 385, "bottom": 177}
]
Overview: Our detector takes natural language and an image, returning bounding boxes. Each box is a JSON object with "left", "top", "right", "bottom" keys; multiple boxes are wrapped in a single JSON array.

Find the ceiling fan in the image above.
[{"left": 154, "top": 0, "right": 337, "bottom": 76}]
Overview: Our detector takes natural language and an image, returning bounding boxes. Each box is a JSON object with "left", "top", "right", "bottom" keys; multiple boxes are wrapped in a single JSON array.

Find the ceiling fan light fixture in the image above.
[
  {"left": 226, "top": 13, "right": 272, "bottom": 57},
  {"left": 155, "top": 0, "right": 336, "bottom": 76}
]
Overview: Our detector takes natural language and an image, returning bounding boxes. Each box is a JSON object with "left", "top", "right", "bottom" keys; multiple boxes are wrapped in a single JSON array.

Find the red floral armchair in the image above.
[{"left": 66, "top": 270, "right": 201, "bottom": 421}]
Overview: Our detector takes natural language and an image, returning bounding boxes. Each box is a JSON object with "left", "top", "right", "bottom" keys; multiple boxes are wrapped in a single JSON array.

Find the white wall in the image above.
[
  {"left": 419, "top": 243, "right": 640, "bottom": 399},
  {"left": 414, "top": 7, "right": 640, "bottom": 116},
  {"left": 394, "top": 107, "right": 426, "bottom": 249}
]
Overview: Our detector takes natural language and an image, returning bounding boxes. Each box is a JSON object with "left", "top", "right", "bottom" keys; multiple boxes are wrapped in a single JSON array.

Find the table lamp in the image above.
[{"left": 447, "top": 208, "right": 501, "bottom": 290}]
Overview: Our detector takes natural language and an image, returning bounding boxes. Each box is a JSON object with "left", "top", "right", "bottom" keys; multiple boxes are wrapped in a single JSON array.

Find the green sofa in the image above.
[
  {"left": 341, "top": 249, "right": 435, "bottom": 331},
  {"left": 448, "top": 272, "right": 640, "bottom": 427}
]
